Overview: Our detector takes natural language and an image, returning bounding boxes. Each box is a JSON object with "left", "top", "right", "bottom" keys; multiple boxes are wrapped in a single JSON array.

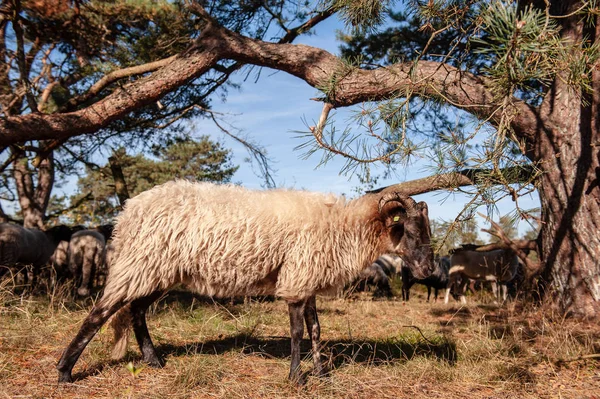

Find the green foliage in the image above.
[
  {"left": 125, "top": 361, "right": 144, "bottom": 378},
  {"left": 335, "top": 1, "right": 574, "bottom": 223},
  {"left": 339, "top": 1, "right": 484, "bottom": 69},
  {"left": 64, "top": 136, "right": 238, "bottom": 224},
  {"left": 325, "top": 0, "right": 394, "bottom": 32},
  {"left": 471, "top": 1, "right": 564, "bottom": 98},
  {"left": 430, "top": 217, "right": 484, "bottom": 255}
]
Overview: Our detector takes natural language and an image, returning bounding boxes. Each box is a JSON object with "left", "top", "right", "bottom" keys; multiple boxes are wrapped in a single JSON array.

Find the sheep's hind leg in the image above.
[
  {"left": 57, "top": 300, "right": 125, "bottom": 383},
  {"left": 303, "top": 295, "right": 325, "bottom": 376},
  {"left": 287, "top": 299, "right": 306, "bottom": 384},
  {"left": 77, "top": 253, "right": 95, "bottom": 297},
  {"left": 130, "top": 291, "right": 165, "bottom": 368}
]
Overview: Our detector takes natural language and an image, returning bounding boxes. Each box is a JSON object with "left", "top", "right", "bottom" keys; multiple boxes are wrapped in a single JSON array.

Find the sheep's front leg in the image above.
[
  {"left": 491, "top": 281, "right": 500, "bottom": 304},
  {"left": 57, "top": 300, "right": 125, "bottom": 383},
  {"left": 501, "top": 283, "right": 508, "bottom": 303},
  {"left": 457, "top": 277, "right": 468, "bottom": 304},
  {"left": 287, "top": 300, "right": 305, "bottom": 384},
  {"left": 444, "top": 275, "right": 458, "bottom": 304},
  {"left": 303, "top": 295, "right": 324, "bottom": 376},
  {"left": 444, "top": 286, "right": 451, "bottom": 304}
]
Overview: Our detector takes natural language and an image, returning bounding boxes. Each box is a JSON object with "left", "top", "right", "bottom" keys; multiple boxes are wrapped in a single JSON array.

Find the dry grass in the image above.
[{"left": 0, "top": 280, "right": 599, "bottom": 399}]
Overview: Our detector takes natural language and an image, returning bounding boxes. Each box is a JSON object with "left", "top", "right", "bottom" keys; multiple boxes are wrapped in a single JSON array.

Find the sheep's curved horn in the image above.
[{"left": 378, "top": 192, "right": 417, "bottom": 214}]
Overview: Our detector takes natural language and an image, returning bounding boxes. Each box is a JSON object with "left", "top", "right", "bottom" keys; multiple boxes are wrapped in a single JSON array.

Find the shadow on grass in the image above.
[
  {"left": 429, "top": 306, "right": 474, "bottom": 326},
  {"left": 69, "top": 359, "right": 124, "bottom": 382},
  {"left": 68, "top": 333, "right": 456, "bottom": 383},
  {"left": 155, "top": 333, "right": 457, "bottom": 370}
]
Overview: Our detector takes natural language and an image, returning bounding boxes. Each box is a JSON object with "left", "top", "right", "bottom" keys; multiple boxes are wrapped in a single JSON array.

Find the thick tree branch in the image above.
[
  {"left": 64, "top": 55, "right": 179, "bottom": 111},
  {"left": 0, "top": 6, "right": 539, "bottom": 148},
  {"left": 0, "top": 47, "right": 221, "bottom": 144},
  {"left": 369, "top": 165, "right": 536, "bottom": 196}
]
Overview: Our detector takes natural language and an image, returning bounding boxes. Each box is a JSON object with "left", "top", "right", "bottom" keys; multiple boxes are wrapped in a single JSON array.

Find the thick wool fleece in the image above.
[{"left": 101, "top": 181, "right": 388, "bottom": 309}]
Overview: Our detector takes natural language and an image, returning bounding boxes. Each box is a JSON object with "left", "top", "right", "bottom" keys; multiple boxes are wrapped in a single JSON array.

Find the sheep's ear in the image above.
[
  {"left": 416, "top": 201, "right": 428, "bottom": 217},
  {"left": 416, "top": 201, "right": 432, "bottom": 242}
]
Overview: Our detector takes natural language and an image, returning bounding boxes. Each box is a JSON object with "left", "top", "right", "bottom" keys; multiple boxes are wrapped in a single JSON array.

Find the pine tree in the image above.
[{"left": 61, "top": 136, "right": 238, "bottom": 224}]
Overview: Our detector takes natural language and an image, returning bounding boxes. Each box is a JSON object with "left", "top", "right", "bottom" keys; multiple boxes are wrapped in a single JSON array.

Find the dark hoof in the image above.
[
  {"left": 145, "top": 356, "right": 165, "bottom": 368},
  {"left": 58, "top": 371, "right": 73, "bottom": 383}
]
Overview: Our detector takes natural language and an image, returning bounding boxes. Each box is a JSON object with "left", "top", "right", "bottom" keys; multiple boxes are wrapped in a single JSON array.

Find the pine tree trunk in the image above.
[
  {"left": 13, "top": 153, "right": 54, "bottom": 229},
  {"left": 533, "top": 2, "right": 600, "bottom": 318},
  {"left": 537, "top": 142, "right": 600, "bottom": 318}
]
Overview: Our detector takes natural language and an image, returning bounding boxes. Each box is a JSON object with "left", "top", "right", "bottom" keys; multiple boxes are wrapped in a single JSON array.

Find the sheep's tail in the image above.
[{"left": 109, "top": 304, "right": 132, "bottom": 360}]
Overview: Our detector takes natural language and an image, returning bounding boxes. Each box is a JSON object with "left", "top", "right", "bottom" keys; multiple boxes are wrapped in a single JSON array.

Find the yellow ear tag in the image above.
[{"left": 393, "top": 216, "right": 400, "bottom": 222}]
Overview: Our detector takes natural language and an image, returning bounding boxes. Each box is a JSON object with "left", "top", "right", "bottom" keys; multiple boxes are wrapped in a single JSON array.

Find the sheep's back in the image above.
[
  {"left": 69, "top": 230, "right": 106, "bottom": 251},
  {"left": 50, "top": 241, "right": 70, "bottom": 267},
  {"left": 450, "top": 250, "right": 517, "bottom": 282},
  {"left": 0, "top": 224, "right": 52, "bottom": 265},
  {"left": 106, "top": 181, "right": 363, "bottom": 302}
]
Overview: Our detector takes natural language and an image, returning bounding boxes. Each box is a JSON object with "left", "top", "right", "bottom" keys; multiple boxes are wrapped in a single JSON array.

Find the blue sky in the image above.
[{"left": 190, "top": 15, "right": 540, "bottom": 238}]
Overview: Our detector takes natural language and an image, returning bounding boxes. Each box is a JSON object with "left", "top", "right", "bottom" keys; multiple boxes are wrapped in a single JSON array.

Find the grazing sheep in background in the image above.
[
  {"left": 48, "top": 226, "right": 87, "bottom": 285},
  {"left": 57, "top": 181, "right": 435, "bottom": 384},
  {"left": 104, "top": 243, "right": 115, "bottom": 267},
  {"left": 48, "top": 240, "right": 70, "bottom": 286},
  {"left": 68, "top": 225, "right": 114, "bottom": 297},
  {"left": 350, "top": 254, "right": 404, "bottom": 297},
  {"left": 373, "top": 253, "right": 404, "bottom": 276},
  {"left": 351, "top": 261, "right": 393, "bottom": 297},
  {"left": 0, "top": 223, "right": 74, "bottom": 289},
  {"left": 68, "top": 231, "right": 106, "bottom": 297},
  {"left": 444, "top": 246, "right": 518, "bottom": 304},
  {"left": 402, "top": 256, "right": 450, "bottom": 302}
]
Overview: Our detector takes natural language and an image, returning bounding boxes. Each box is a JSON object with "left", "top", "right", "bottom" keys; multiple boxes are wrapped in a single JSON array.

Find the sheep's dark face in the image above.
[{"left": 382, "top": 200, "right": 435, "bottom": 280}]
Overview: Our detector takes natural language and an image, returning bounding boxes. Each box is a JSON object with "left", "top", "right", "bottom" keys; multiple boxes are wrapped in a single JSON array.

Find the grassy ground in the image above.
[{"left": 0, "top": 279, "right": 598, "bottom": 399}]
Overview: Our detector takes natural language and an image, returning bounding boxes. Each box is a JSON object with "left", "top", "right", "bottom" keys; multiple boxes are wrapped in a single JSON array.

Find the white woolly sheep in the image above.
[
  {"left": 0, "top": 223, "right": 74, "bottom": 289},
  {"left": 444, "top": 246, "right": 518, "bottom": 304},
  {"left": 57, "top": 181, "right": 434, "bottom": 384}
]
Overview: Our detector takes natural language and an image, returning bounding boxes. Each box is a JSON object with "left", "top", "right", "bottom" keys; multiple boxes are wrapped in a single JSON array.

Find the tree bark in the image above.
[
  {"left": 108, "top": 155, "right": 130, "bottom": 207},
  {"left": 532, "top": 5, "right": 600, "bottom": 318},
  {"left": 13, "top": 152, "right": 54, "bottom": 229}
]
